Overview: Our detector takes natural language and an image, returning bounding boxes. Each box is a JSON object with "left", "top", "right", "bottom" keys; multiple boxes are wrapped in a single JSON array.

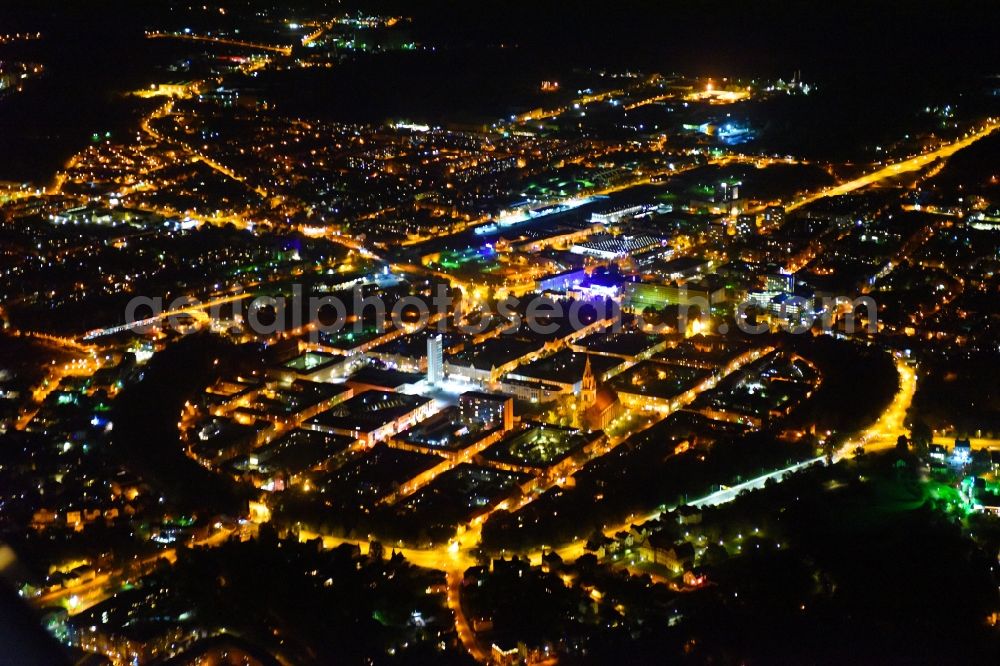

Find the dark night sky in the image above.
[
  {"left": 0, "top": 0, "right": 997, "bottom": 182},
  {"left": 388, "top": 0, "right": 1000, "bottom": 79}
]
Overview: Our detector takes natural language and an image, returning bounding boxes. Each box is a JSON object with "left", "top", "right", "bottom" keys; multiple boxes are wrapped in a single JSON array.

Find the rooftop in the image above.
[{"left": 305, "top": 390, "right": 433, "bottom": 433}]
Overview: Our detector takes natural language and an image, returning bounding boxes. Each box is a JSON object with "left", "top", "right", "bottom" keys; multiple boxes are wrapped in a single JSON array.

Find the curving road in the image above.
[{"left": 788, "top": 121, "right": 999, "bottom": 211}]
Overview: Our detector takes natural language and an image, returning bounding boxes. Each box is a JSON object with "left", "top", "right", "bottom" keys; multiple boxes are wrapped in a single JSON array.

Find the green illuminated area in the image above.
[
  {"left": 433, "top": 246, "right": 496, "bottom": 271},
  {"left": 428, "top": 246, "right": 521, "bottom": 284},
  {"left": 522, "top": 175, "right": 596, "bottom": 197},
  {"left": 284, "top": 352, "right": 336, "bottom": 372},
  {"left": 620, "top": 452, "right": 1000, "bottom": 661},
  {"left": 319, "top": 325, "right": 388, "bottom": 349},
  {"left": 849, "top": 466, "right": 976, "bottom": 521},
  {"left": 692, "top": 183, "right": 715, "bottom": 198},
  {"left": 626, "top": 282, "right": 706, "bottom": 309}
]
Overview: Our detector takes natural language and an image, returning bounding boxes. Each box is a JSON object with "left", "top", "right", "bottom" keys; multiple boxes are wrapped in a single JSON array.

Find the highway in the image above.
[
  {"left": 300, "top": 22, "right": 332, "bottom": 47},
  {"left": 81, "top": 292, "right": 252, "bottom": 341},
  {"left": 788, "top": 121, "right": 999, "bottom": 211},
  {"left": 146, "top": 32, "right": 292, "bottom": 56}
]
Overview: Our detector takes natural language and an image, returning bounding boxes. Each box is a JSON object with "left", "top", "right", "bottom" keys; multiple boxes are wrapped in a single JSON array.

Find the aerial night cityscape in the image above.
[{"left": 1, "top": 0, "right": 999, "bottom": 664}]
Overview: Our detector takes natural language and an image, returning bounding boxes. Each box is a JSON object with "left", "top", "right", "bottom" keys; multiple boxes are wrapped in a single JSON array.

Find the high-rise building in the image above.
[
  {"left": 763, "top": 205, "right": 786, "bottom": 229},
  {"left": 765, "top": 273, "right": 795, "bottom": 294},
  {"left": 427, "top": 334, "right": 444, "bottom": 385},
  {"left": 715, "top": 181, "right": 741, "bottom": 203}
]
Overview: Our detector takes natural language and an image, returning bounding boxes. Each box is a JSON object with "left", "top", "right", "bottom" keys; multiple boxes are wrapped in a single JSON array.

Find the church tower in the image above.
[{"left": 580, "top": 354, "right": 597, "bottom": 408}]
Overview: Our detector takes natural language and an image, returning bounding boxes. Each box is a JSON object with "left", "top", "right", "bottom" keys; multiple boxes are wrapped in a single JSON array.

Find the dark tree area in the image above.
[
  {"left": 462, "top": 557, "right": 682, "bottom": 663},
  {"left": 911, "top": 350, "right": 1000, "bottom": 435},
  {"left": 677, "top": 455, "right": 1000, "bottom": 665},
  {"left": 782, "top": 334, "right": 899, "bottom": 434},
  {"left": 111, "top": 332, "right": 257, "bottom": 515},
  {"left": 155, "top": 535, "right": 471, "bottom": 665},
  {"left": 481, "top": 430, "right": 813, "bottom": 553},
  {"left": 463, "top": 453, "right": 1000, "bottom": 664}
]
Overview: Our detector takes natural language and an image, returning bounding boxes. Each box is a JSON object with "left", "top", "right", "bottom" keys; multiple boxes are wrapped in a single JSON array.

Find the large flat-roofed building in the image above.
[
  {"left": 367, "top": 330, "right": 464, "bottom": 372},
  {"left": 346, "top": 366, "right": 424, "bottom": 393},
  {"left": 304, "top": 390, "right": 436, "bottom": 445},
  {"left": 392, "top": 407, "right": 475, "bottom": 452},
  {"left": 570, "top": 233, "right": 669, "bottom": 260},
  {"left": 538, "top": 268, "right": 588, "bottom": 294},
  {"left": 649, "top": 256, "right": 712, "bottom": 281},
  {"left": 459, "top": 391, "right": 515, "bottom": 432},
  {"left": 389, "top": 406, "right": 507, "bottom": 461},
  {"left": 495, "top": 377, "right": 565, "bottom": 403},
  {"left": 445, "top": 337, "right": 545, "bottom": 385},
  {"left": 505, "top": 350, "right": 624, "bottom": 391},
  {"left": 569, "top": 330, "right": 673, "bottom": 362},
  {"left": 271, "top": 351, "right": 354, "bottom": 384},
  {"left": 590, "top": 203, "right": 653, "bottom": 225}
]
